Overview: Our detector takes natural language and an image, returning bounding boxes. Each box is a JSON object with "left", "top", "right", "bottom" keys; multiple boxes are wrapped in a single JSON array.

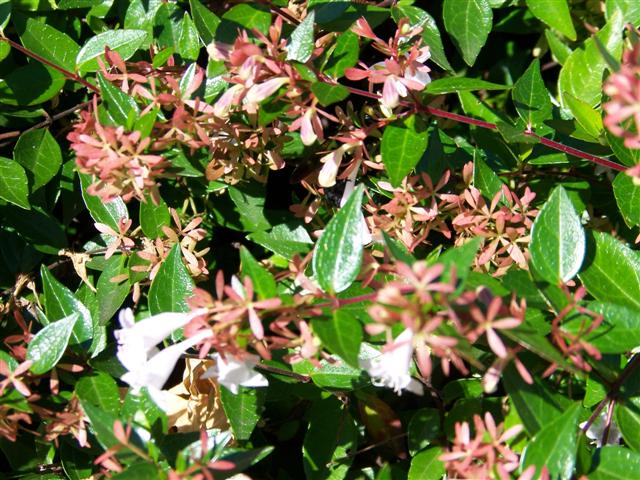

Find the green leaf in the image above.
[
  {"left": 436, "top": 237, "right": 482, "bottom": 292},
  {"left": 0, "top": 63, "right": 65, "bottom": 106},
  {"left": 312, "top": 184, "right": 365, "bottom": 293},
  {"left": 503, "top": 364, "right": 571, "bottom": 434},
  {"left": 310, "top": 82, "right": 349, "bottom": 107},
  {"left": 382, "top": 231, "right": 416, "bottom": 265},
  {"left": 473, "top": 154, "right": 503, "bottom": 201},
  {"left": 239, "top": 246, "right": 276, "bottom": 300},
  {"left": 312, "top": 310, "right": 362, "bottom": 368},
  {"left": 0, "top": 157, "right": 30, "bottom": 210},
  {"left": 220, "top": 385, "right": 265, "bottom": 441},
  {"left": 426, "top": 77, "right": 510, "bottom": 95},
  {"left": 442, "top": 0, "right": 492, "bottom": 66},
  {"left": 96, "top": 255, "right": 130, "bottom": 326},
  {"left": 392, "top": 5, "right": 452, "bottom": 72},
  {"left": 381, "top": 115, "right": 429, "bottom": 187},
  {"left": 588, "top": 446, "right": 640, "bottom": 479},
  {"left": 178, "top": 13, "right": 200, "bottom": 61},
  {"left": 513, "top": 59, "right": 552, "bottom": 128},
  {"left": 564, "top": 93, "right": 604, "bottom": 138},
  {"left": 14, "top": 129, "right": 62, "bottom": 191},
  {"left": 0, "top": 205, "right": 66, "bottom": 254},
  {"left": 303, "top": 397, "right": 358, "bottom": 480},
  {"left": 17, "top": 17, "right": 80, "bottom": 71},
  {"left": 579, "top": 231, "right": 640, "bottom": 310},
  {"left": 616, "top": 397, "right": 640, "bottom": 452},
  {"left": 97, "top": 74, "right": 139, "bottom": 128},
  {"left": 606, "top": 0, "right": 640, "bottom": 26},
  {"left": 522, "top": 403, "right": 580, "bottom": 480},
  {"left": 613, "top": 172, "right": 640, "bottom": 227},
  {"left": 558, "top": 11, "right": 623, "bottom": 108},
  {"left": 525, "top": 0, "right": 576, "bottom": 40},
  {"left": 323, "top": 30, "right": 359, "bottom": 78},
  {"left": 148, "top": 244, "right": 194, "bottom": 314},
  {"left": 408, "top": 447, "right": 445, "bottom": 480},
  {"left": 79, "top": 173, "right": 128, "bottom": 231},
  {"left": 216, "top": 4, "right": 271, "bottom": 43},
  {"left": 580, "top": 302, "right": 640, "bottom": 354},
  {"left": 530, "top": 186, "right": 585, "bottom": 284},
  {"left": 27, "top": 314, "right": 78, "bottom": 374},
  {"left": 139, "top": 195, "right": 170, "bottom": 239},
  {"left": 545, "top": 30, "right": 573, "bottom": 65},
  {"left": 287, "top": 10, "right": 314, "bottom": 63},
  {"left": 80, "top": 402, "right": 121, "bottom": 449},
  {"left": 40, "top": 265, "right": 95, "bottom": 348},
  {"left": 607, "top": 131, "right": 640, "bottom": 167},
  {"left": 248, "top": 222, "right": 313, "bottom": 260},
  {"left": 190, "top": 0, "right": 220, "bottom": 44},
  {"left": 407, "top": 408, "right": 440, "bottom": 455},
  {"left": 76, "top": 29, "right": 147, "bottom": 73},
  {"left": 75, "top": 372, "right": 120, "bottom": 416}
]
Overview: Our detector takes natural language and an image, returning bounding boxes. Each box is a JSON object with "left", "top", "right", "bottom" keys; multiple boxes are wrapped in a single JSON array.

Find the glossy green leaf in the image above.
[
  {"left": 473, "top": 154, "right": 503, "bottom": 201},
  {"left": 522, "top": 403, "right": 580, "bottom": 480},
  {"left": 220, "top": 385, "right": 266, "bottom": 440},
  {"left": 178, "top": 13, "right": 200, "bottom": 61},
  {"left": 0, "top": 63, "right": 66, "bottom": 106},
  {"left": 381, "top": 115, "right": 429, "bottom": 187},
  {"left": 579, "top": 231, "right": 640, "bottom": 310},
  {"left": 613, "top": 172, "right": 640, "bottom": 227},
  {"left": 616, "top": 397, "right": 640, "bottom": 452},
  {"left": 190, "top": 0, "right": 220, "bottom": 44},
  {"left": 607, "top": 131, "right": 640, "bottom": 167},
  {"left": 558, "top": 11, "right": 623, "bottom": 108},
  {"left": 97, "top": 74, "right": 139, "bottom": 128},
  {"left": 530, "top": 186, "right": 585, "bottom": 284},
  {"left": 323, "top": 30, "right": 359, "bottom": 78},
  {"left": 287, "top": 10, "right": 314, "bottom": 63},
  {"left": 525, "top": 0, "right": 576, "bottom": 40},
  {"left": 312, "top": 184, "right": 365, "bottom": 293},
  {"left": 392, "top": 5, "right": 452, "bottom": 72},
  {"left": 216, "top": 4, "right": 271, "bottom": 43},
  {"left": 408, "top": 447, "right": 445, "bottom": 480},
  {"left": 27, "top": 314, "right": 78, "bottom": 374},
  {"left": 249, "top": 222, "right": 313, "bottom": 260},
  {"left": 310, "top": 82, "right": 349, "bottom": 107},
  {"left": 407, "top": 408, "right": 440, "bottom": 455},
  {"left": 77, "top": 29, "right": 147, "bottom": 73},
  {"left": 564, "top": 93, "right": 604, "bottom": 139},
  {"left": 578, "top": 302, "right": 640, "bottom": 354},
  {"left": 148, "top": 244, "right": 194, "bottom": 314},
  {"left": 606, "top": 0, "right": 640, "bottom": 26},
  {"left": 80, "top": 402, "right": 121, "bottom": 449},
  {"left": 0, "top": 157, "right": 30, "bottom": 210},
  {"left": 75, "top": 372, "right": 120, "bottom": 415},
  {"left": 545, "top": 30, "right": 573, "bottom": 65},
  {"left": 0, "top": 205, "right": 66, "bottom": 254},
  {"left": 18, "top": 18, "right": 80, "bottom": 71},
  {"left": 96, "top": 255, "right": 130, "bottom": 325},
  {"left": 426, "top": 77, "right": 509, "bottom": 95},
  {"left": 14, "top": 129, "right": 62, "bottom": 191},
  {"left": 442, "top": 0, "right": 492, "bottom": 66},
  {"left": 436, "top": 237, "right": 482, "bottom": 292},
  {"left": 79, "top": 173, "right": 129, "bottom": 231},
  {"left": 139, "top": 195, "right": 170, "bottom": 239},
  {"left": 382, "top": 231, "right": 416, "bottom": 265},
  {"left": 588, "top": 446, "right": 640, "bottom": 479},
  {"left": 513, "top": 59, "right": 552, "bottom": 127},
  {"left": 239, "top": 246, "right": 276, "bottom": 300},
  {"left": 303, "top": 397, "right": 358, "bottom": 480},
  {"left": 312, "top": 310, "right": 362, "bottom": 368}
]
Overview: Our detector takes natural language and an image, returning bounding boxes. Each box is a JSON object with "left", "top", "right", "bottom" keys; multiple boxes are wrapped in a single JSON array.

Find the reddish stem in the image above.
[{"left": 0, "top": 37, "right": 99, "bottom": 94}]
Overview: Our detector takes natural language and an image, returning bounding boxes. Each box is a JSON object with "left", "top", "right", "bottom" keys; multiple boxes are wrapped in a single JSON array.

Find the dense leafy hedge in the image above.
[{"left": 1, "top": 0, "right": 640, "bottom": 478}]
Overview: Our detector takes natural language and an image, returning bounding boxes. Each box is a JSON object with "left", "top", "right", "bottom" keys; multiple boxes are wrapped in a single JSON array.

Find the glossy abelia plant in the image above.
[{"left": 1, "top": 1, "right": 640, "bottom": 479}]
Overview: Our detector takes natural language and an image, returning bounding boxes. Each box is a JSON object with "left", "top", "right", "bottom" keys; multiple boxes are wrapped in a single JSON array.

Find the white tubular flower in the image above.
[
  {"left": 203, "top": 353, "right": 268, "bottom": 395},
  {"left": 360, "top": 328, "right": 424, "bottom": 396},
  {"left": 115, "top": 308, "right": 209, "bottom": 409}
]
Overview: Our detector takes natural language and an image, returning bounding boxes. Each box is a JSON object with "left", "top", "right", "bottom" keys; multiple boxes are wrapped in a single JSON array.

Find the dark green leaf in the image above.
[
  {"left": 312, "top": 310, "right": 362, "bottom": 368},
  {"left": 408, "top": 447, "right": 445, "bottom": 480},
  {"left": 27, "top": 314, "right": 77, "bottom": 374},
  {"left": 575, "top": 302, "right": 640, "bottom": 354},
  {"left": 139, "top": 195, "right": 170, "bottom": 239},
  {"left": 220, "top": 385, "right": 266, "bottom": 440},
  {"left": 426, "top": 77, "right": 510, "bottom": 95},
  {"left": 407, "top": 408, "right": 440, "bottom": 455},
  {"left": 513, "top": 59, "right": 552, "bottom": 127},
  {"left": 248, "top": 223, "right": 313, "bottom": 260},
  {"left": 473, "top": 154, "right": 503, "bottom": 200},
  {"left": 287, "top": 10, "right": 314, "bottom": 63},
  {"left": 312, "top": 184, "right": 365, "bottom": 293},
  {"left": 616, "top": 397, "right": 640, "bottom": 452},
  {"left": 79, "top": 173, "right": 128, "bottom": 231},
  {"left": 607, "top": 131, "right": 640, "bottom": 167},
  {"left": 80, "top": 402, "right": 121, "bottom": 449},
  {"left": 613, "top": 172, "right": 640, "bottom": 227},
  {"left": 75, "top": 372, "right": 120, "bottom": 415},
  {"left": 96, "top": 255, "right": 130, "bottom": 325},
  {"left": 530, "top": 186, "right": 585, "bottom": 284},
  {"left": 216, "top": 4, "right": 271, "bottom": 43},
  {"left": 148, "top": 244, "right": 194, "bottom": 314},
  {"left": 564, "top": 93, "right": 604, "bottom": 138},
  {"left": 0, "top": 63, "right": 66, "bottom": 106},
  {"left": 522, "top": 403, "right": 580, "bottom": 480},
  {"left": 323, "top": 30, "right": 359, "bottom": 78},
  {"left": 76, "top": 29, "right": 147, "bottom": 73},
  {"left": 0, "top": 205, "right": 66, "bottom": 254},
  {"left": 310, "top": 82, "right": 349, "bottom": 106},
  {"left": 588, "top": 446, "right": 640, "bottom": 479},
  {"left": 0, "top": 157, "right": 30, "bottom": 209},
  {"left": 381, "top": 115, "right": 429, "bottom": 187},
  {"left": 303, "top": 397, "right": 358, "bottom": 480},
  {"left": 190, "top": 0, "right": 220, "bottom": 44},
  {"left": 178, "top": 13, "right": 200, "bottom": 61},
  {"left": 525, "top": 0, "right": 576, "bottom": 40},
  {"left": 442, "top": 0, "right": 492, "bottom": 66},
  {"left": 239, "top": 246, "right": 277, "bottom": 300},
  {"left": 14, "top": 129, "right": 62, "bottom": 191},
  {"left": 382, "top": 231, "right": 416, "bottom": 265},
  {"left": 97, "top": 74, "right": 139, "bottom": 128},
  {"left": 18, "top": 18, "right": 80, "bottom": 71},
  {"left": 579, "top": 231, "right": 640, "bottom": 310}
]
